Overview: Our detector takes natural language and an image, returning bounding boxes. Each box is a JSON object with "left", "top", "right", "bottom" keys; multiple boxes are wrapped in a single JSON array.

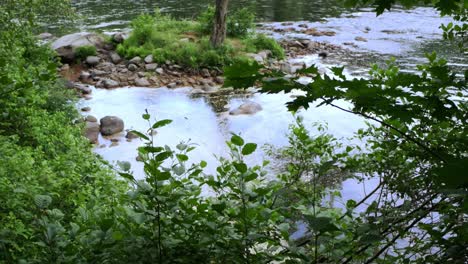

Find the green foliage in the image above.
[
  {"left": 225, "top": 49, "right": 468, "bottom": 262},
  {"left": 74, "top": 45, "right": 97, "bottom": 61},
  {"left": 243, "top": 34, "right": 285, "bottom": 59},
  {"left": 197, "top": 6, "right": 255, "bottom": 37},
  {"left": 117, "top": 8, "right": 283, "bottom": 68}
]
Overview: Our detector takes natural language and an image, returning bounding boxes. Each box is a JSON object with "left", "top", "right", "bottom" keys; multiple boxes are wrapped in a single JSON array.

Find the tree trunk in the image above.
[{"left": 210, "top": 0, "right": 229, "bottom": 48}]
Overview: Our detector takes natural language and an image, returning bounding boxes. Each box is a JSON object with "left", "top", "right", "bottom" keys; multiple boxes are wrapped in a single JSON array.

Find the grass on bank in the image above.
[{"left": 116, "top": 9, "right": 285, "bottom": 69}]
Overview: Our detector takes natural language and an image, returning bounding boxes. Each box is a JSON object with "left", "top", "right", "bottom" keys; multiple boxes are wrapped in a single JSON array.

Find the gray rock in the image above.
[
  {"left": 85, "top": 115, "right": 98, "bottom": 122},
  {"left": 86, "top": 56, "right": 100, "bottom": 66},
  {"left": 79, "top": 71, "right": 91, "bottom": 80},
  {"left": 229, "top": 101, "right": 263, "bottom": 115},
  {"left": 51, "top": 32, "right": 104, "bottom": 61},
  {"left": 128, "top": 64, "right": 138, "bottom": 71},
  {"left": 81, "top": 106, "right": 91, "bottom": 112},
  {"left": 74, "top": 83, "right": 92, "bottom": 94},
  {"left": 103, "top": 79, "right": 120, "bottom": 88},
  {"left": 145, "top": 63, "right": 158, "bottom": 71},
  {"left": 100, "top": 116, "right": 124, "bottom": 136},
  {"left": 144, "top": 54, "right": 154, "bottom": 64},
  {"left": 96, "top": 62, "right": 114, "bottom": 73},
  {"left": 167, "top": 83, "right": 177, "bottom": 89},
  {"left": 91, "top": 69, "right": 107, "bottom": 76},
  {"left": 156, "top": 68, "right": 164, "bottom": 75},
  {"left": 110, "top": 53, "right": 122, "bottom": 64},
  {"left": 201, "top": 68, "right": 211, "bottom": 78},
  {"left": 129, "top": 56, "right": 142, "bottom": 64},
  {"left": 135, "top": 78, "right": 150, "bottom": 87},
  {"left": 137, "top": 72, "right": 145, "bottom": 78},
  {"left": 85, "top": 121, "right": 100, "bottom": 144},
  {"left": 215, "top": 76, "right": 224, "bottom": 84}
]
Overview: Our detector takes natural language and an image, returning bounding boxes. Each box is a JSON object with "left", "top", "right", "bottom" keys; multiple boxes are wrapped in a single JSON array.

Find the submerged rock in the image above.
[
  {"left": 230, "top": 101, "right": 263, "bottom": 115},
  {"left": 100, "top": 116, "right": 124, "bottom": 136}
]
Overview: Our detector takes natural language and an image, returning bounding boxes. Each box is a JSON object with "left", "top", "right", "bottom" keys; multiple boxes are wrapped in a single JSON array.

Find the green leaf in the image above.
[
  {"left": 155, "top": 151, "right": 172, "bottom": 162},
  {"left": 241, "top": 143, "right": 257, "bottom": 155},
  {"left": 231, "top": 134, "right": 244, "bottom": 146},
  {"left": 119, "top": 172, "right": 135, "bottom": 182},
  {"left": 156, "top": 171, "right": 171, "bottom": 181},
  {"left": 234, "top": 162, "right": 248, "bottom": 173},
  {"left": 307, "top": 216, "right": 339, "bottom": 233},
  {"left": 130, "top": 130, "right": 149, "bottom": 141},
  {"left": 142, "top": 113, "right": 150, "bottom": 120},
  {"left": 200, "top": 160, "right": 207, "bottom": 168},
  {"left": 152, "top": 119, "right": 172, "bottom": 129},
  {"left": 34, "top": 195, "right": 52, "bottom": 209},
  {"left": 176, "top": 154, "right": 188, "bottom": 162},
  {"left": 244, "top": 173, "right": 258, "bottom": 182}
]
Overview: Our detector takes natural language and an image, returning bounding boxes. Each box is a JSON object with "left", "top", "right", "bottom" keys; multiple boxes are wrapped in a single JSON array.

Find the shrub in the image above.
[
  {"left": 74, "top": 45, "right": 96, "bottom": 60},
  {"left": 243, "top": 34, "right": 285, "bottom": 59},
  {"left": 227, "top": 8, "right": 255, "bottom": 37}
]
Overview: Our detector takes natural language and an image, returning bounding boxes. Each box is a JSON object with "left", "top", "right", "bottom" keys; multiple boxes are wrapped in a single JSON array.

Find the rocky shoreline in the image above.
[
  {"left": 49, "top": 30, "right": 349, "bottom": 97},
  {"left": 44, "top": 28, "right": 351, "bottom": 144}
]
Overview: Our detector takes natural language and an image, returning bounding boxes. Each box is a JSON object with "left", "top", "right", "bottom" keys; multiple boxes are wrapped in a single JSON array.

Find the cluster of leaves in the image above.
[
  {"left": 224, "top": 47, "right": 467, "bottom": 262},
  {"left": 116, "top": 8, "right": 284, "bottom": 69},
  {"left": 74, "top": 45, "right": 97, "bottom": 61}
]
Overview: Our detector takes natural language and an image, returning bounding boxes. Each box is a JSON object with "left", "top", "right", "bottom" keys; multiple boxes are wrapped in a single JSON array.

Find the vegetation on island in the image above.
[
  {"left": 116, "top": 8, "right": 284, "bottom": 69},
  {"left": 0, "top": 0, "right": 466, "bottom": 263}
]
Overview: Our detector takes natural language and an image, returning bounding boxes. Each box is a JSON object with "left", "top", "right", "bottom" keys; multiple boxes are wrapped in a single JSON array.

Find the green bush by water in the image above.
[
  {"left": 116, "top": 8, "right": 284, "bottom": 69},
  {"left": 74, "top": 45, "right": 97, "bottom": 60}
]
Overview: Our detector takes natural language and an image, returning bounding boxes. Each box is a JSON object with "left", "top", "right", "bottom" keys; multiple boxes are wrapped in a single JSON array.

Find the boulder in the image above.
[
  {"left": 103, "top": 79, "right": 120, "bottom": 88},
  {"left": 145, "top": 63, "right": 158, "bottom": 71},
  {"left": 230, "top": 101, "right": 263, "bottom": 115},
  {"left": 110, "top": 53, "right": 122, "bottom": 64},
  {"left": 135, "top": 78, "right": 150, "bottom": 87},
  {"left": 85, "top": 121, "right": 100, "bottom": 144},
  {"left": 156, "top": 68, "right": 164, "bottom": 75},
  {"left": 129, "top": 56, "right": 142, "bottom": 64},
  {"left": 85, "top": 115, "right": 98, "bottom": 122},
  {"left": 79, "top": 71, "right": 91, "bottom": 81},
  {"left": 100, "top": 116, "right": 124, "bottom": 136},
  {"left": 74, "top": 83, "right": 92, "bottom": 94},
  {"left": 128, "top": 64, "right": 138, "bottom": 71},
  {"left": 144, "top": 55, "right": 154, "bottom": 64},
  {"left": 81, "top": 106, "right": 91, "bottom": 112},
  {"left": 86, "top": 56, "right": 100, "bottom": 66},
  {"left": 200, "top": 68, "right": 211, "bottom": 78},
  {"left": 51, "top": 32, "right": 104, "bottom": 61}
]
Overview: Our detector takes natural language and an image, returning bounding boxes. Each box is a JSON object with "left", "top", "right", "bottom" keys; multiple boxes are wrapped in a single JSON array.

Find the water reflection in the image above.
[{"left": 52, "top": 0, "right": 345, "bottom": 33}]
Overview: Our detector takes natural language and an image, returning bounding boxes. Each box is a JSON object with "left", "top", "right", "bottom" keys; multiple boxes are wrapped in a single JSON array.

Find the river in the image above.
[{"left": 72, "top": 2, "right": 466, "bottom": 208}]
